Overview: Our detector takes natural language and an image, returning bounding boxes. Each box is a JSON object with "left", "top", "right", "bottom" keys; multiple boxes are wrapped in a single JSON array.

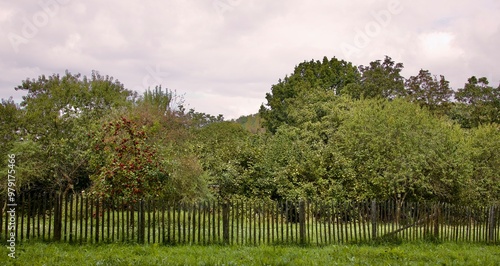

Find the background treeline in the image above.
[{"left": 1, "top": 56, "right": 499, "bottom": 207}]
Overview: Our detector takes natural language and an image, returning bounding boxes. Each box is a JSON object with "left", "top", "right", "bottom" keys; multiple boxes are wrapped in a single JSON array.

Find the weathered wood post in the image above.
[
  {"left": 139, "top": 199, "right": 145, "bottom": 244},
  {"left": 54, "top": 192, "right": 63, "bottom": 241},
  {"left": 434, "top": 203, "right": 440, "bottom": 239},
  {"left": 371, "top": 200, "right": 377, "bottom": 239},
  {"left": 222, "top": 200, "right": 230, "bottom": 244},
  {"left": 488, "top": 206, "right": 496, "bottom": 243},
  {"left": 299, "top": 201, "right": 306, "bottom": 245}
]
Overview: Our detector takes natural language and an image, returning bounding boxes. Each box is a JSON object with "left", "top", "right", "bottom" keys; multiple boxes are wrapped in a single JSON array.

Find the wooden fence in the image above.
[{"left": 1, "top": 193, "right": 499, "bottom": 245}]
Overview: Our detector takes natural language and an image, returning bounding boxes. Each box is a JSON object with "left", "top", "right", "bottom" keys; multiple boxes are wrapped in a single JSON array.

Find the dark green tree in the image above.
[
  {"left": 405, "top": 69, "right": 453, "bottom": 115},
  {"left": 11, "top": 71, "right": 134, "bottom": 194},
  {"left": 452, "top": 76, "right": 500, "bottom": 128},
  {"left": 352, "top": 56, "right": 406, "bottom": 99},
  {"left": 259, "top": 56, "right": 360, "bottom": 133}
]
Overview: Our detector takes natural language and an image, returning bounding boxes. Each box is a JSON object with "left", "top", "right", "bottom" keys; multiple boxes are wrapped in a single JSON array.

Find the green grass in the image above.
[{"left": 1, "top": 241, "right": 499, "bottom": 265}]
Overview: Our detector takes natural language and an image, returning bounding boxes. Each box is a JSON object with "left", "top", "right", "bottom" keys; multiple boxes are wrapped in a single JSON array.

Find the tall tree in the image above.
[
  {"left": 405, "top": 69, "right": 453, "bottom": 114},
  {"left": 260, "top": 56, "right": 360, "bottom": 133},
  {"left": 354, "top": 56, "right": 406, "bottom": 99},
  {"left": 453, "top": 76, "right": 500, "bottom": 128},
  {"left": 11, "top": 71, "right": 134, "bottom": 194}
]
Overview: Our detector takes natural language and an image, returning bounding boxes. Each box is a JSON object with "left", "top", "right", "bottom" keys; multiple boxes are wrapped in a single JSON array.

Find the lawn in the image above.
[{"left": 2, "top": 241, "right": 499, "bottom": 265}]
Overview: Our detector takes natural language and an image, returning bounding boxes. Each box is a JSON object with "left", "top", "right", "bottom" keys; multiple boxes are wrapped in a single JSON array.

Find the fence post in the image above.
[
  {"left": 222, "top": 201, "right": 230, "bottom": 244},
  {"left": 54, "top": 192, "right": 62, "bottom": 241},
  {"left": 139, "top": 200, "right": 145, "bottom": 244},
  {"left": 434, "top": 203, "right": 440, "bottom": 239},
  {"left": 488, "top": 206, "right": 496, "bottom": 243},
  {"left": 299, "top": 201, "right": 306, "bottom": 245},
  {"left": 371, "top": 200, "right": 377, "bottom": 239}
]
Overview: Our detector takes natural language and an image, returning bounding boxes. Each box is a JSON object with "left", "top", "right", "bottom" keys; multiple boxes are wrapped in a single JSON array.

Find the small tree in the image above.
[{"left": 90, "top": 116, "right": 168, "bottom": 201}]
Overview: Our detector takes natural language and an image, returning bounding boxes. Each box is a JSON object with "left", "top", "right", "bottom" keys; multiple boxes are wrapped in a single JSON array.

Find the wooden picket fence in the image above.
[{"left": 1, "top": 193, "right": 499, "bottom": 245}]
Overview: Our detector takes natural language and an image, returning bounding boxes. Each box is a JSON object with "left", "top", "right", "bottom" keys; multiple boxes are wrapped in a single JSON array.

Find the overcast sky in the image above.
[{"left": 1, "top": 0, "right": 499, "bottom": 119}]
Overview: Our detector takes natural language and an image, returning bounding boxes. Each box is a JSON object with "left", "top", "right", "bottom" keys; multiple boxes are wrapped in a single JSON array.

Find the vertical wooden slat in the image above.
[
  {"left": 299, "top": 201, "right": 305, "bottom": 245},
  {"left": 177, "top": 202, "right": 182, "bottom": 244},
  {"left": 89, "top": 197, "right": 93, "bottom": 243},
  {"left": 371, "top": 200, "right": 377, "bottom": 240},
  {"left": 111, "top": 199, "right": 115, "bottom": 242},
  {"left": 258, "top": 202, "right": 262, "bottom": 245},
  {"left": 252, "top": 201, "right": 256, "bottom": 245},
  {"left": 36, "top": 194, "right": 40, "bottom": 240},
  {"left": 84, "top": 196, "right": 88, "bottom": 243},
  {"left": 313, "top": 202, "right": 317, "bottom": 245},
  {"left": 102, "top": 198, "right": 106, "bottom": 243},
  {"left": 191, "top": 202, "right": 196, "bottom": 244},
  {"left": 201, "top": 202, "right": 205, "bottom": 245},
  {"left": 26, "top": 193, "right": 31, "bottom": 240},
  {"left": 230, "top": 201, "right": 235, "bottom": 245},
  {"left": 78, "top": 194, "right": 83, "bottom": 244},
  {"left": 222, "top": 201, "right": 229, "bottom": 245},
  {"left": 167, "top": 203, "right": 172, "bottom": 244},
  {"left": 205, "top": 201, "right": 209, "bottom": 244},
  {"left": 148, "top": 200, "right": 152, "bottom": 244},
  {"left": 161, "top": 201, "right": 165, "bottom": 244},
  {"left": 344, "top": 203, "right": 350, "bottom": 244},
  {"left": 94, "top": 198, "right": 99, "bottom": 243},
  {"left": 69, "top": 194, "right": 73, "bottom": 243}
]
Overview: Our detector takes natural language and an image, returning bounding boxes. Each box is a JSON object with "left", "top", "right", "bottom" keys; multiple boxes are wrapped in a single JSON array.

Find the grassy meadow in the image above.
[{"left": 1, "top": 241, "right": 499, "bottom": 265}]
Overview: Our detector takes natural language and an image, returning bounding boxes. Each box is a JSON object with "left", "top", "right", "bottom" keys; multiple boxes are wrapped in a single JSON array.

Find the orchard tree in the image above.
[
  {"left": 10, "top": 71, "right": 134, "bottom": 194},
  {"left": 333, "top": 98, "right": 468, "bottom": 204},
  {"left": 462, "top": 124, "right": 500, "bottom": 205},
  {"left": 89, "top": 116, "right": 168, "bottom": 201},
  {"left": 112, "top": 87, "right": 210, "bottom": 202}
]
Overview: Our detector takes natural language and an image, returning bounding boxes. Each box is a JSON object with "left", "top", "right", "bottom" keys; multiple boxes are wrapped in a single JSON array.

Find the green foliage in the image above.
[
  {"left": 462, "top": 124, "right": 500, "bottom": 205},
  {"left": 234, "top": 113, "right": 265, "bottom": 133},
  {"left": 138, "top": 85, "right": 174, "bottom": 114},
  {"left": 332, "top": 98, "right": 468, "bottom": 202},
  {"left": 452, "top": 76, "right": 500, "bottom": 128},
  {"left": 0, "top": 98, "right": 20, "bottom": 156},
  {"left": 2, "top": 56, "right": 500, "bottom": 206},
  {"left": 5, "top": 71, "right": 133, "bottom": 194},
  {"left": 89, "top": 116, "right": 168, "bottom": 201},
  {"left": 354, "top": 56, "right": 406, "bottom": 99},
  {"left": 405, "top": 69, "right": 453, "bottom": 115},
  {"left": 260, "top": 56, "right": 360, "bottom": 133},
  {"left": 194, "top": 122, "right": 252, "bottom": 200}
]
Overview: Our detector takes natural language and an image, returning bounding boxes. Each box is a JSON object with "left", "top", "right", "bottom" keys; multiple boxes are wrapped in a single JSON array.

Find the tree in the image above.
[
  {"left": 461, "top": 124, "right": 500, "bottom": 205},
  {"left": 89, "top": 116, "right": 168, "bottom": 201},
  {"left": 0, "top": 98, "right": 20, "bottom": 158},
  {"left": 333, "top": 98, "right": 468, "bottom": 203},
  {"left": 193, "top": 122, "right": 252, "bottom": 200},
  {"left": 352, "top": 56, "right": 405, "bottom": 99},
  {"left": 260, "top": 56, "right": 360, "bottom": 133},
  {"left": 405, "top": 69, "right": 453, "bottom": 115},
  {"left": 453, "top": 76, "right": 500, "bottom": 128},
  {"left": 10, "top": 71, "right": 134, "bottom": 194},
  {"left": 107, "top": 87, "right": 210, "bottom": 202}
]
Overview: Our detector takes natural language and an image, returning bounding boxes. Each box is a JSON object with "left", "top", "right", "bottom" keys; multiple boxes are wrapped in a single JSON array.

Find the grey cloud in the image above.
[{"left": 1, "top": 0, "right": 499, "bottom": 119}]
